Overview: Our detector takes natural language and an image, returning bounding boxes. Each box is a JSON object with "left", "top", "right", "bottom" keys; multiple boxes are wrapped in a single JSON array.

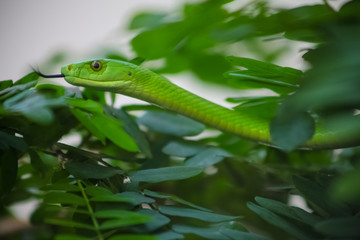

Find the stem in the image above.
[{"left": 77, "top": 180, "right": 104, "bottom": 240}]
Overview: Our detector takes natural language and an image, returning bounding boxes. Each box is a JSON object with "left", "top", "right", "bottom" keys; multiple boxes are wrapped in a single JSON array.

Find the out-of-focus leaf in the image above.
[
  {"left": 43, "top": 192, "right": 86, "bottom": 206},
  {"left": 85, "top": 185, "right": 113, "bottom": 196},
  {"left": 331, "top": 168, "right": 360, "bottom": 202},
  {"left": 65, "top": 161, "right": 123, "bottom": 180},
  {"left": 0, "top": 80, "right": 13, "bottom": 91},
  {"left": 162, "top": 140, "right": 205, "bottom": 157},
  {"left": 185, "top": 148, "right": 231, "bottom": 167},
  {"left": 138, "top": 111, "right": 205, "bottom": 137},
  {"left": 254, "top": 197, "right": 322, "bottom": 226},
  {"left": 3, "top": 89, "right": 66, "bottom": 125},
  {"left": 293, "top": 175, "right": 352, "bottom": 217},
  {"left": 159, "top": 206, "right": 239, "bottom": 222},
  {"left": 0, "top": 149, "right": 18, "bottom": 197},
  {"left": 55, "top": 235, "right": 89, "bottom": 240},
  {"left": 220, "top": 227, "right": 268, "bottom": 240},
  {"left": 129, "top": 12, "right": 167, "bottom": 30},
  {"left": 247, "top": 202, "right": 316, "bottom": 240},
  {"left": 314, "top": 217, "right": 360, "bottom": 238},
  {"left": 0, "top": 131, "right": 27, "bottom": 151},
  {"left": 129, "top": 57, "right": 146, "bottom": 65},
  {"left": 144, "top": 189, "right": 211, "bottom": 212},
  {"left": 14, "top": 72, "right": 40, "bottom": 85},
  {"left": 66, "top": 98, "right": 103, "bottom": 113},
  {"left": 95, "top": 209, "right": 152, "bottom": 221},
  {"left": 129, "top": 166, "right": 203, "bottom": 183},
  {"left": 270, "top": 110, "right": 315, "bottom": 151},
  {"left": 225, "top": 57, "right": 301, "bottom": 95}
]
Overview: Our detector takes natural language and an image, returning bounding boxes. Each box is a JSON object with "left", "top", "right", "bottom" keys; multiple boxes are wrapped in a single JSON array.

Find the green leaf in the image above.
[
  {"left": 90, "top": 194, "right": 132, "bottom": 203},
  {"left": 0, "top": 149, "right": 18, "bottom": 197},
  {"left": 247, "top": 202, "right": 315, "bottom": 240},
  {"left": 66, "top": 98, "right": 103, "bottom": 113},
  {"left": 0, "top": 80, "right": 13, "bottom": 91},
  {"left": 225, "top": 57, "right": 301, "bottom": 95},
  {"left": 270, "top": 110, "right": 315, "bottom": 151},
  {"left": 155, "top": 231, "right": 184, "bottom": 240},
  {"left": 107, "top": 107, "right": 152, "bottom": 157},
  {"left": 55, "top": 234, "right": 89, "bottom": 240},
  {"left": 138, "top": 111, "right": 205, "bottom": 137},
  {"left": 144, "top": 189, "right": 211, "bottom": 212},
  {"left": 159, "top": 206, "right": 239, "bottom": 222},
  {"left": 331, "top": 169, "right": 360, "bottom": 202},
  {"left": 129, "top": 166, "right": 203, "bottom": 183},
  {"left": 100, "top": 216, "right": 151, "bottom": 230},
  {"left": 185, "top": 148, "right": 231, "bottom": 167},
  {"left": 65, "top": 161, "right": 123, "bottom": 180},
  {"left": 172, "top": 225, "right": 229, "bottom": 240},
  {"left": 109, "top": 235, "right": 160, "bottom": 240},
  {"left": 137, "top": 209, "right": 171, "bottom": 232},
  {"left": 129, "top": 57, "right": 146, "bottom": 65},
  {"left": 220, "top": 227, "right": 268, "bottom": 240},
  {"left": 14, "top": 72, "right": 40, "bottom": 85},
  {"left": 70, "top": 108, "right": 138, "bottom": 152},
  {"left": 85, "top": 185, "right": 113, "bottom": 196},
  {"left": 162, "top": 141, "right": 206, "bottom": 157},
  {"left": 315, "top": 217, "right": 360, "bottom": 238},
  {"left": 254, "top": 197, "right": 322, "bottom": 226},
  {"left": 0, "top": 131, "right": 28, "bottom": 151},
  {"left": 41, "top": 183, "right": 80, "bottom": 192},
  {"left": 0, "top": 80, "right": 36, "bottom": 100},
  {"left": 116, "top": 192, "right": 155, "bottom": 205},
  {"left": 293, "top": 175, "right": 352, "bottom": 217},
  {"left": 43, "top": 192, "right": 86, "bottom": 206},
  {"left": 129, "top": 12, "right": 167, "bottom": 30},
  {"left": 45, "top": 218, "right": 93, "bottom": 230}
]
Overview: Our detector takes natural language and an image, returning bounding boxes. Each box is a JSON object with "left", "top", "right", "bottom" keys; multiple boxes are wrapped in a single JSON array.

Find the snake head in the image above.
[{"left": 61, "top": 59, "right": 137, "bottom": 91}]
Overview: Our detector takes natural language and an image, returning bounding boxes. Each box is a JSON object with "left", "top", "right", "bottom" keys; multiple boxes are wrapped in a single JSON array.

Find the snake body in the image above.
[{"left": 59, "top": 59, "right": 357, "bottom": 150}]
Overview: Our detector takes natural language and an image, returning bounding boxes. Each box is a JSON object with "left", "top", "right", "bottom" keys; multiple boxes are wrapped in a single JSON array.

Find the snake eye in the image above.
[{"left": 90, "top": 60, "right": 102, "bottom": 71}]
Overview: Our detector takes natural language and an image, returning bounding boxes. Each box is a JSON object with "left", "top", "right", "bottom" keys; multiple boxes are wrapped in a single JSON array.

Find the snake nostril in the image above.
[{"left": 67, "top": 65, "right": 72, "bottom": 71}]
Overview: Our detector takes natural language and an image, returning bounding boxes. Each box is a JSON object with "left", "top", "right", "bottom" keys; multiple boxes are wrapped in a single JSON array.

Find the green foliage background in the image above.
[{"left": 1, "top": 1, "right": 360, "bottom": 239}]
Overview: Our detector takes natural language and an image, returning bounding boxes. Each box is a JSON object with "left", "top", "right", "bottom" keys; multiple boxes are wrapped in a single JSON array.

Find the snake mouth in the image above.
[{"left": 64, "top": 76, "right": 131, "bottom": 90}]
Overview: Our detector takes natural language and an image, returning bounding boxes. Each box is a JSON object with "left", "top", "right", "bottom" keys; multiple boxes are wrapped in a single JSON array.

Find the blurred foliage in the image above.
[{"left": 1, "top": 0, "right": 360, "bottom": 240}]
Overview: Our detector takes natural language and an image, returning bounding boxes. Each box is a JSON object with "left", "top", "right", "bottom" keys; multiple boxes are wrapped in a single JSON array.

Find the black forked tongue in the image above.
[{"left": 32, "top": 67, "right": 65, "bottom": 78}]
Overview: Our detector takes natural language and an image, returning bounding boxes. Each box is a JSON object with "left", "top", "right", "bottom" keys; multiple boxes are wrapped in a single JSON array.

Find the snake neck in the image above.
[{"left": 121, "top": 71, "right": 272, "bottom": 144}]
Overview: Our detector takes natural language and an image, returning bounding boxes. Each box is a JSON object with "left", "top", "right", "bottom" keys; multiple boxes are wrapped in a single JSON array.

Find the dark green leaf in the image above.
[
  {"left": 293, "top": 175, "right": 352, "bottom": 217},
  {"left": 220, "top": 227, "right": 268, "bottom": 240},
  {"left": 172, "top": 225, "right": 229, "bottom": 240},
  {"left": 45, "top": 218, "right": 93, "bottom": 230},
  {"left": 138, "top": 111, "right": 205, "bottom": 137},
  {"left": 14, "top": 72, "right": 40, "bottom": 85},
  {"left": 85, "top": 185, "right": 113, "bottom": 196},
  {"left": 254, "top": 197, "right": 322, "bottom": 226},
  {"left": 55, "top": 235, "right": 89, "bottom": 240},
  {"left": 129, "top": 166, "right": 203, "bottom": 183},
  {"left": 43, "top": 192, "right": 86, "bottom": 206},
  {"left": 159, "top": 206, "right": 239, "bottom": 222},
  {"left": 129, "top": 12, "right": 167, "bottom": 30},
  {"left": 162, "top": 140, "right": 205, "bottom": 157},
  {"left": 0, "top": 80, "right": 13, "bottom": 91},
  {"left": 137, "top": 209, "right": 171, "bottom": 232},
  {"left": 185, "top": 148, "right": 231, "bottom": 167},
  {"left": 270, "top": 110, "right": 315, "bottom": 151},
  {"left": 109, "top": 235, "right": 160, "bottom": 240},
  {"left": 144, "top": 189, "right": 211, "bottom": 212},
  {"left": 315, "top": 217, "right": 360, "bottom": 238},
  {"left": 247, "top": 202, "right": 315, "bottom": 240},
  {"left": 116, "top": 192, "right": 155, "bottom": 205},
  {"left": 331, "top": 169, "right": 360, "bottom": 202},
  {"left": 90, "top": 195, "right": 132, "bottom": 203},
  {"left": 155, "top": 231, "right": 184, "bottom": 240},
  {"left": 65, "top": 161, "right": 123, "bottom": 179},
  {"left": 0, "top": 131, "right": 27, "bottom": 151},
  {"left": 0, "top": 149, "right": 18, "bottom": 197}
]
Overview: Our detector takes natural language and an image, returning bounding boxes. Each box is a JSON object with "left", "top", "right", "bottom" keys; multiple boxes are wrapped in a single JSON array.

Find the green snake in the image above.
[{"left": 37, "top": 59, "right": 359, "bottom": 150}]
